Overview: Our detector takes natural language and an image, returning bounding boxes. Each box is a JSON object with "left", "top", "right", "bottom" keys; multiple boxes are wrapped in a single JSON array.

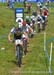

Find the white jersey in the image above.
[
  {"left": 17, "top": 23, "right": 30, "bottom": 33},
  {"left": 31, "top": 16, "right": 36, "bottom": 21},
  {"left": 22, "top": 24, "right": 30, "bottom": 32},
  {"left": 36, "top": 15, "right": 44, "bottom": 23},
  {"left": 36, "top": 15, "right": 42, "bottom": 21}
]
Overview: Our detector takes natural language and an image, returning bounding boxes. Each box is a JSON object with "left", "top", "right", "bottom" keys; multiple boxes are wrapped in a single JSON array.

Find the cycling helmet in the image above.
[{"left": 26, "top": 18, "right": 31, "bottom": 23}]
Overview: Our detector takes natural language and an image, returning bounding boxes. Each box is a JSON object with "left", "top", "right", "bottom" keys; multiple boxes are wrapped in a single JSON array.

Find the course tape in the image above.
[{"left": 46, "top": 38, "right": 54, "bottom": 61}]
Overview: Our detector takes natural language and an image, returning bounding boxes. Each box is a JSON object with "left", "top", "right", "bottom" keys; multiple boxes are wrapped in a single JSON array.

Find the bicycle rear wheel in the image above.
[{"left": 16, "top": 45, "right": 23, "bottom": 67}]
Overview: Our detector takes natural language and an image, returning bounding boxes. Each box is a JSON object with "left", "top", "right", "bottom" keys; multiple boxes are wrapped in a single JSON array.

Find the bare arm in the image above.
[
  {"left": 29, "top": 27, "right": 33, "bottom": 33},
  {"left": 8, "top": 32, "right": 12, "bottom": 42}
]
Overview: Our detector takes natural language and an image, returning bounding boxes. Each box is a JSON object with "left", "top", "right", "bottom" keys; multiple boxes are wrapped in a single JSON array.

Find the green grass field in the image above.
[{"left": 0, "top": 2, "right": 54, "bottom": 75}]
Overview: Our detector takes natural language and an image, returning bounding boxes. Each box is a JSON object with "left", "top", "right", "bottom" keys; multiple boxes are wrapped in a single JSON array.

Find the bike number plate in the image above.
[{"left": 15, "top": 40, "right": 21, "bottom": 45}]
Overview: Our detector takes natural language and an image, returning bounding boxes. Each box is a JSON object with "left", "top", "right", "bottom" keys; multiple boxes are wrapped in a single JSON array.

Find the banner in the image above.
[
  {"left": 0, "top": 0, "right": 54, "bottom": 2},
  {"left": 15, "top": 8, "right": 24, "bottom": 22}
]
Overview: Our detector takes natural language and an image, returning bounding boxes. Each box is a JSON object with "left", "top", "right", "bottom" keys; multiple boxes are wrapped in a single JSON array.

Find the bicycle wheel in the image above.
[
  {"left": 16, "top": 45, "right": 23, "bottom": 67},
  {"left": 37, "top": 23, "right": 40, "bottom": 33}
]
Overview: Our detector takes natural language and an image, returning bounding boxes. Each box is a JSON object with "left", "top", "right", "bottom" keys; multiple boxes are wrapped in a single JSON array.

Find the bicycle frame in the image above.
[{"left": 15, "top": 39, "right": 23, "bottom": 67}]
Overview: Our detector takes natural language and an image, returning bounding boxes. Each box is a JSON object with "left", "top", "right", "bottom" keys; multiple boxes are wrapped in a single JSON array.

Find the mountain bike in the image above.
[{"left": 15, "top": 39, "right": 23, "bottom": 67}]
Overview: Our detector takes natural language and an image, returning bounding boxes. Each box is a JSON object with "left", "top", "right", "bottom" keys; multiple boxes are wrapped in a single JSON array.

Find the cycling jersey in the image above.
[
  {"left": 22, "top": 24, "right": 30, "bottom": 32},
  {"left": 36, "top": 15, "right": 42, "bottom": 21},
  {"left": 36, "top": 15, "right": 44, "bottom": 24},
  {"left": 10, "top": 27, "right": 23, "bottom": 40},
  {"left": 16, "top": 23, "right": 31, "bottom": 33}
]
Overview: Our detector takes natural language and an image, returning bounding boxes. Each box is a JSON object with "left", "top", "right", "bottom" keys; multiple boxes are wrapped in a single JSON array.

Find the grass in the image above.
[{"left": 0, "top": 2, "right": 54, "bottom": 75}]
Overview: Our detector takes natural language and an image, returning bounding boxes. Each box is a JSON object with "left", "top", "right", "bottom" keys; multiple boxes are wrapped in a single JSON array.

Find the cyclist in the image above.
[
  {"left": 45, "top": 0, "right": 50, "bottom": 9},
  {"left": 30, "top": 16, "right": 36, "bottom": 32},
  {"left": 37, "top": 2, "right": 43, "bottom": 15},
  {"left": 26, "top": 2, "right": 32, "bottom": 14},
  {"left": 8, "top": 24, "right": 27, "bottom": 57},
  {"left": 21, "top": 20, "right": 33, "bottom": 39},
  {"left": 25, "top": 15, "right": 35, "bottom": 31},
  {"left": 37, "top": 2, "right": 41, "bottom": 8},
  {"left": 42, "top": 6, "right": 49, "bottom": 25},
  {"left": 41, "top": 14, "right": 46, "bottom": 30},
  {"left": 26, "top": 17, "right": 31, "bottom": 26},
  {"left": 18, "top": 20, "right": 33, "bottom": 54},
  {"left": 36, "top": 14, "right": 43, "bottom": 32}
]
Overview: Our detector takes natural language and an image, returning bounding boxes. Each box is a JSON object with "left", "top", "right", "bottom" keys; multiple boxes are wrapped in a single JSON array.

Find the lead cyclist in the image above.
[{"left": 8, "top": 25, "right": 27, "bottom": 57}]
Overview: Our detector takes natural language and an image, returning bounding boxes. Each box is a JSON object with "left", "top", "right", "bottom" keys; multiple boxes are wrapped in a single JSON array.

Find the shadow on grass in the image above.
[
  {"left": 7, "top": 59, "right": 18, "bottom": 66},
  {"left": 7, "top": 59, "right": 25, "bottom": 67}
]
